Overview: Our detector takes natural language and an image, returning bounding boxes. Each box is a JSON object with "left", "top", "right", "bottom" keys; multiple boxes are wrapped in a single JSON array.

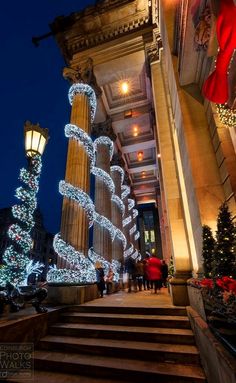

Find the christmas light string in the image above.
[
  {"left": 128, "top": 198, "right": 135, "bottom": 211},
  {"left": 0, "top": 155, "right": 42, "bottom": 286},
  {"left": 111, "top": 195, "right": 125, "bottom": 216},
  {"left": 51, "top": 83, "right": 140, "bottom": 283},
  {"left": 110, "top": 166, "right": 124, "bottom": 183}
]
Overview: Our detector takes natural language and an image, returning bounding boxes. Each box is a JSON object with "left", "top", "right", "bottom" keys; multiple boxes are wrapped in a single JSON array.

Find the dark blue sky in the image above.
[{"left": 0, "top": 1, "right": 95, "bottom": 234}]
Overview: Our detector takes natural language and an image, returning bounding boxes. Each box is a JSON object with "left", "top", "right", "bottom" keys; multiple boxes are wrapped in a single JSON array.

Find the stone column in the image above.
[
  {"left": 58, "top": 92, "right": 91, "bottom": 269},
  {"left": 92, "top": 120, "right": 116, "bottom": 263},
  {"left": 122, "top": 183, "right": 133, "bottom": 258},
  {"left": 110, "top": 159, "right": 125, "bottom": 263},
  {"left": 57, "top": 59, "right": 101, "bottom": 271},
  {"left": 150, "top": 59, "right": 192, "bottom": 306}
]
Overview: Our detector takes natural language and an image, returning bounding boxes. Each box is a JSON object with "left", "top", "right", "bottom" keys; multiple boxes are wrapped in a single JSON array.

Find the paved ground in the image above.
[{"left": 83, "top": 287, "right": 176, "bottom": 308}]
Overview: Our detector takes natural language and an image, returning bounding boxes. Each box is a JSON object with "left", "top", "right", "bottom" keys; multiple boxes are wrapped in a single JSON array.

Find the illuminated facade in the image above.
[{"left": 49, "top": 0, "right": 235, "bottom": 305}]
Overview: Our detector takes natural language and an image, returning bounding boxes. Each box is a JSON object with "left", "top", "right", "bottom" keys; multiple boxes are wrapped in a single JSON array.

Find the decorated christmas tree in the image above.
[
  {"left": 202, "top": 225, "right": 215, "bottom": 277},
  {"left": 213, "top": 203, "right": 236, "bottom": 279}
]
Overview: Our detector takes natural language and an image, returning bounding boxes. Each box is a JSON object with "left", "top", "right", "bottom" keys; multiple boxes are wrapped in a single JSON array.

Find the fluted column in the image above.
[
  {"left": 93, "top": 140, "right": 112, "bottom": 262},
  {"left": 122, "top": 184, "right": 133, "bottom": 258},
  {"left": 58, "top": 93, "right": 91, "bottom": 269},
  {"left": 111, "top": 165, "right": 124, "bottom": 262}
]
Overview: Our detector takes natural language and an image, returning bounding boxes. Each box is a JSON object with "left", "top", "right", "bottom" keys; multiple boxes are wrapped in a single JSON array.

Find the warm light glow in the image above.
[
  {"left": 157, "top": 153, "right": 161, "bottom": 158},
  {"left": 24, "top": 121, "right": 49, "bottom": 157},
  {"left": 121, "top": 81, "right": 129, "bottom": 94},
  {"left": 133, "top": 125, "right": 138, "bottom": 137},
  {"left": 142, "top": 171, "right": 146, "bottom": 178},
  {"left": 137, "top": 151, "right": 143, "bottom": 161}
]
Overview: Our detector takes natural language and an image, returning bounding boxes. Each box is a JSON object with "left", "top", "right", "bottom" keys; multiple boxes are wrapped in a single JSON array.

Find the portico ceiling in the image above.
[
  {"left": 51, "top": 0, "right": 159, "bottom": 205},
  {"left": 93, "top": 47, "right": 158, "bottom": 205}
]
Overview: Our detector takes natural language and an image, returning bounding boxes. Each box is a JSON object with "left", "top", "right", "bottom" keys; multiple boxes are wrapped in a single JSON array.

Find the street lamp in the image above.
[
  {"left": 24, "top": 120, "right": 49, "bottom": 157},
  {"left": 0, "top": 121, "right": 49, "bottom": 287}
]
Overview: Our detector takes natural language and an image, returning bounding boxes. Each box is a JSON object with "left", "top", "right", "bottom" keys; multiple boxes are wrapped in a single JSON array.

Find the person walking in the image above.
[
  {"left": 143, "top": 253, "right": 150, "bottom": 290},
  {"left": 95, "top": 261, "right": 105, "bottom": 298},
  {"left": 125, "top": 256, "right": 137, "bottom": 292},
  {"left": 105, "top": 267, "right": 114, "bottom": 294},
  {"left": 146, "top": 253, "right": 162, "bottom": 293},
  {"left": 135, "top": 259, "right": 144, "bottom": 291},
  {"left": 161, "top": 260, "right": 169, "bottom": 287}
]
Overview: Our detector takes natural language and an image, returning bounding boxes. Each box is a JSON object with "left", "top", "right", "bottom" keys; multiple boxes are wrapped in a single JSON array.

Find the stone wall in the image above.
[{"left": 187, "top": 306, "right": 236, "bottom": 383}]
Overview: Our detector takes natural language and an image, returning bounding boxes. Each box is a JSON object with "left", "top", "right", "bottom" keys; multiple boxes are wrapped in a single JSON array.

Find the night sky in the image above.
[{"left": 0, "top": 1, "right": 95, "bottom": 234}]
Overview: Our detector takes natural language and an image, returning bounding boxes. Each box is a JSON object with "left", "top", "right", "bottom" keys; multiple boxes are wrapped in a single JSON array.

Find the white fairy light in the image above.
[
  {"left": 94, "top": 212, "right": 117, "bottom": 241},
  {"left": 124, "top": 244, "right": 134, "bottom": 258},
  {"left": 91, "top": 167, "right": 115, "bottom": 194},
  {"left": 128, "top": 198, "right": 135, "bottom": 211},
  {"left": 68, "top": 83, "right": 97, "bottom": 122},
  {"left": 131, "top": 249, "right": 138, "bottom": 259},
  {"left": 53, "top": 234, "right": 96, "bottom": 283},
  {"left": 65, "top": 124, "right": 95, "bottom": 168},
  {"left": 59, "top": 181, "right": 95, "bottom": 227},
  {"left": 129, "top": 224, "right": 137, "bottom": 236},
  {"left": 121, "top": 185, "right": 130, "bottom": 199},
  {"left": 115, "top": 228, "right": 127, "bottom": 249},
  {"left": 47, "top": 267, "right": 96, "bottom": 284},
  {"left": 111, "top": 195, "right": 125, "bottom": 216},
  {"left": 110, "top": 166, "right": 124, "bottom": 184},
  {"left": 94, "top": 136, "right": 114, "bottom": 160},
  {"left": 123, "top": 215, "right": 132, "bottom": 227}
]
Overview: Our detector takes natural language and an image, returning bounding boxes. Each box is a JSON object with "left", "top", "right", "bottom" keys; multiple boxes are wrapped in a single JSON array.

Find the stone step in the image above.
[
  {"left": 7, "top": 370, "right": 124, "bottom": 383},
  {"left": 34, "top": 350, "right": 206, "bottom": 383},
  {"left": 39, "top": 334, "right": 200, "bottom": 365},
  {"left": 67, "top": 305, "right": 187, "bottom": 316},
  {"left": 60, "top": 312, "right": 191, "bottom": 328},
  {"left": 49, "top": 322, "right": 195, "bottom": 344}
]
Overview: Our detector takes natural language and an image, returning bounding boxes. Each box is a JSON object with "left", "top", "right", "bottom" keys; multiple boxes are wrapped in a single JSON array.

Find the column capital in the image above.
[
  {"left": 63, "top": 57, "right": 102, "bottom": 97},
  {"left": 145, "top": 29, "right": 163, "bottom": 76},
  {"left": 92, "top": 118, "right": 117, "bottom": 141}
]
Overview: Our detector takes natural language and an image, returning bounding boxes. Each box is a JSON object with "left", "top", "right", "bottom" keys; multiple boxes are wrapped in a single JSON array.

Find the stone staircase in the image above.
[{"left": 33, "top": 305, "right": 207, "bottom": 383}]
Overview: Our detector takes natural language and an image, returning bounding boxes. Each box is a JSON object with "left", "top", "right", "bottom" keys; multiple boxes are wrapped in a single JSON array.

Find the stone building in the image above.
[{"left": 47, "top": 0, "right": 235, "bottom": 306}]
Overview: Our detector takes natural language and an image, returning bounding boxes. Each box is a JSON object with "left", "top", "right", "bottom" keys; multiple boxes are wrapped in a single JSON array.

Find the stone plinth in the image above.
[{"left": 47, "top": 284, "right": 98, "bottom": 305}]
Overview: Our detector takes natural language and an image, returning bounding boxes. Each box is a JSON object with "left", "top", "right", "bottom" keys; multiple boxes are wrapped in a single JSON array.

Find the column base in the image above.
[
  {"left": 47, "top": 284, "right": 98, "bottom": 305},
  {"left": 169, "top": 271, "right": 192, "bottom": 306}
]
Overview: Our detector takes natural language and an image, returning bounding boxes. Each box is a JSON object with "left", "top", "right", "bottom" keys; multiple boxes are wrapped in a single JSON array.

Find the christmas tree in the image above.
[
  {"left": 213, "top": 203, "right": 236, "bottom": 278},
  {"left": 202, "top": 225, "right": 215, "bottom": 277}
]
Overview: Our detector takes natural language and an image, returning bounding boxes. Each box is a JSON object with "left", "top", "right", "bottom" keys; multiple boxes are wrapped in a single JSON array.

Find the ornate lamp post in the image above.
[{"left": 0, "top": 121, "right": 49, "bottom": 287}]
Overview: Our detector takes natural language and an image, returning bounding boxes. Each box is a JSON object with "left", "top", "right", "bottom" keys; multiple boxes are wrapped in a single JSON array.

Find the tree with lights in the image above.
[
  {"left": 213, "top": 203, "right": 236, "bottom": 279},
  {"left": 0, "top": 122, "right": 48, "bottom": 287},
  {"left": 0, "top": 156, "right": 42, "bottom": 286},
  {"left": 202, "top": 225, "right": 215, "bottom": 278}
]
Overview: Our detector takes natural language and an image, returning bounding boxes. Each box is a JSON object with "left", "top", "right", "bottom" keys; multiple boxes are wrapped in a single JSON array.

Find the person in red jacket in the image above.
[{"left": 146, "top": 254, "right": 162, "bottom": 293}]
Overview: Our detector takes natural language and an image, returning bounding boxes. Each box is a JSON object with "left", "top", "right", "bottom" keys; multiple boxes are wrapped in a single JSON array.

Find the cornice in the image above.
[{"left": 52, "top": 0, "right": 152, "bottom": 61}]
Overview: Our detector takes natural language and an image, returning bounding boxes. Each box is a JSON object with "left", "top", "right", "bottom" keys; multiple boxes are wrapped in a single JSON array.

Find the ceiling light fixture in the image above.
[
  {"left": 124, "top": 110, "right": 132, "bottom": 119},
  {"left": 121, "top": 81, "right": 129, "bottom": 95},
  {"left": 133, "top": 125, "right": 138, "bottom": 137},
  {"left": 137, "top": 151, "right": 143, "bottom": 161}
]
